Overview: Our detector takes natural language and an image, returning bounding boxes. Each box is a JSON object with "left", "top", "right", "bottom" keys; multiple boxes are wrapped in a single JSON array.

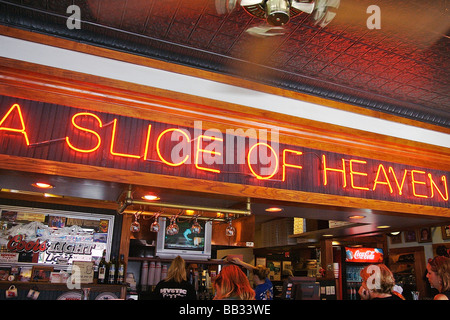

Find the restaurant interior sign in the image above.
[
  {"left": 0, "top": 95, "right": 448, "bottom": 208},
  {"left": 0, "top": 207, "right": 110, "bottom": 266}
]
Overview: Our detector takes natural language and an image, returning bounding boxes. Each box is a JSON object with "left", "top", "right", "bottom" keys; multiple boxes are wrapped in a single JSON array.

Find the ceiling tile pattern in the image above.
[{"left": 0, "top": 0, "right": 449, "bottom": 127}]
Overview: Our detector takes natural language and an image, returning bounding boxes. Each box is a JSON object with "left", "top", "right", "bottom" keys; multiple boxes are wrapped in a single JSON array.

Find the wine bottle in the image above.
[
  {"left": 108, "top": 255, "right": 117, "bottom": 284},
  {"left": 117, "top": 254, "right": 126, "bottom": 284},
  {"left": 97, "top": 250, "right": 107, "bottom": 284}
]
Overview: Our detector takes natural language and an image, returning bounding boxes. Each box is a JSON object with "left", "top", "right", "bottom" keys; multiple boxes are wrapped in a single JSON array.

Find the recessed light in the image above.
[
  {"left": 377, "top": 225, "right": 390, "bottom": 229},
  {"left": 323, "top": 234, "right": 333, "bottom": 237},
  {"left": 348, "top": 215, "right": 365, "bottom": 220},
  {"left": 265, "top": 207, "right": 283, "bottom": 212},
  {"left": 142, "top": 194, "right": 160, "bottom": 201},
  {"left": 32, "top": 182, "right": 54, "bottom": 189}
]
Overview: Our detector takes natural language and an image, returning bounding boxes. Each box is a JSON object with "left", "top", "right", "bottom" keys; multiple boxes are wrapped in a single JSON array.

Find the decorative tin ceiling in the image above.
[{"left": 0, "top": 0, "right": 449, "bottom": 127}]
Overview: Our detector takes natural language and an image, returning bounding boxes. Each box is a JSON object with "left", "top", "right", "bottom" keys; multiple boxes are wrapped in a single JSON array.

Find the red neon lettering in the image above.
[
  {"left": 349, "top": 159, "right": 369, "bottom": 190},
  {"left": 389, "top": 167, "right": 408, "bottom": 195},
  {"left": 143, "top": 124, "right": 152, "bottom": 161},
  {"left": 247, "top": 142, "right": 279, "bottom": 180},
  {"left": 0, "top": 104, "right": 30, "bottom": 145},
  {"left": 110, "top": 118, "right": 141, "bottom": 159},
  {"left": 429, "top": 174, "right": 448, "bottom": 201},
  {"left": 65, "top": 112, "right": 103, "bottom": 153},
  {"left": 322, "top": 155, "right": 347, "bottom": 187},
  {"left": 282, "top": 149, "right": 303, "bottom": 181},
  {"left": 195, "top": 135, "right": 223, "bottom": 174},
  {"left": 373, "top": 164, "right": 393, "bottom": 193},
  {"left": 411, "top": 170, "right": 428, "bottom": 198},
  {"left": 156, "top": 128, "right": 190, "bottom": 166}
]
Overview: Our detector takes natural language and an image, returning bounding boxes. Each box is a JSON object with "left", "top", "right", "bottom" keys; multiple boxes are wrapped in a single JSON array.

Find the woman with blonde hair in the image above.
[
  {"left": 152, "top": 256, "right": 197, "bottom": 300},
  {"left": 213, "top": 264, "right": 255, "bottom": 300},
  {"left": 426, "top": 255, "right": 450, "bottom": 300},
  {"left": 358, "top": 264, "right": 404, "bottom": 300}
]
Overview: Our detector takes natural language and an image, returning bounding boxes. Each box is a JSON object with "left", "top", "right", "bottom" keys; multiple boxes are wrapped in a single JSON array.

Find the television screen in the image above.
[
  {"left": 164, "top": 220, "right": 206, "bottom": 251},
  {"left": 156, "top": 218, "right": 212, "bottom": 260}
]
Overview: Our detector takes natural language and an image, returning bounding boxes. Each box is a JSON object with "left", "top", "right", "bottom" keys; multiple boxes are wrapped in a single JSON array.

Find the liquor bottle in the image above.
[
  {"left": 108, "top": 255, "right": 117, "bottom": 284},
  {"left": 97, "top": 250, "right": 107, "bottom": 284},
  {"left": 117, "top": 254, "right": 126, "bottom": 284}
]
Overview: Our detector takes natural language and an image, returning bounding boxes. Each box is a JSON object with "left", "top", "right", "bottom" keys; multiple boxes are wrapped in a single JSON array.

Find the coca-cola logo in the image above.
[
  {"left": 7, "top": 235, "right": 48, "bottom": 253},
  {"left": 353, "top": 249, "right": 375, "bottom": 260},
  {"left": 346, "top": 247, "right": 383, "bottom": 262}
]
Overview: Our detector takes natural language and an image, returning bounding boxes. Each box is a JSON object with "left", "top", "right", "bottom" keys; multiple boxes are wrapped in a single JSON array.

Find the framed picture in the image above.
[
  {"left": 418, "top": 227, "right": 432, "bottom": 243},
  {"left": 0, "top": 267, "right": 10, "bottom": 281},
  {"left": 19, "top": 266, "right": 32, "bottom": 281},
  {"left": 256, "top": 257, "right": 266, "bottom": 267},
  {"left": 31, "top": 266, "right": 53, "bottom": 282},
  {"left": 390, "top": 232, "right": 402, "bottom": 244},
  {"left": 441, "top": 225, "right": 450, "bottom": 240},
  {"left": 404, "top": 230, "right": 417, "bottom": 242},
  {"left": 267, "top": 261, "right": 281, "bottom": 281}
]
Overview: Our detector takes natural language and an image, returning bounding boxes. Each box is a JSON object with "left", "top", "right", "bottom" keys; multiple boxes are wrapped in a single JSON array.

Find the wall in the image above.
[{"left": 388, "top": 226, "right": 450, "bottom": 263}]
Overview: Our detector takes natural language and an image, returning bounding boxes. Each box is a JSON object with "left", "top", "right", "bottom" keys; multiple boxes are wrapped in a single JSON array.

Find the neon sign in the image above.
[{"left": 0, "top": 98, "right": 448, "bottom": 206}]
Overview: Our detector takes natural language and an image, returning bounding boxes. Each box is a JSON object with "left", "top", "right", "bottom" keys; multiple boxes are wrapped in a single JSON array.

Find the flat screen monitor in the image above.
[
  {"left": 281, "top": 276, "right": 320, "bottom": 300},
  {"left": 155, "top": 217, "right": 212, "bottom": 260}
]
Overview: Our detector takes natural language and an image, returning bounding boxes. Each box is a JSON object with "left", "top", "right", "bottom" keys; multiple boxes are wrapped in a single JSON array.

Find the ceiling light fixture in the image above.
[
  {"left": 377, "top": 225, "right": 391, "bottom": 229},
  {"left": 348, "top": 215, "right": 365, "bottom": 220},
  {"left": 142, "top": 194, "right": 160, "bottom": 201},
  {"left": 265, "top": 207, "right": 283, "bottom": 212},
  {"left": 32, "top": 182, "right": 53, "bottom": 189}
]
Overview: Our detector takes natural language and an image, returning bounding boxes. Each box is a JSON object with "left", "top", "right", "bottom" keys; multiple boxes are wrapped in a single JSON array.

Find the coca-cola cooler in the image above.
[{"left": 342, "top": 247, "right": 384, "bottom": 300}]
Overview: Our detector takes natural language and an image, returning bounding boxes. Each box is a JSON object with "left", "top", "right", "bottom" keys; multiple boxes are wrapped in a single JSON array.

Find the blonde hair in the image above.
[
  {"left": 165, "top": 256, "right": 187, "bottom": 283},
  {"left": 428, "top": 256, "right": 450, "bottom": 292},
  {"left": 360, "top": 264, "right": 395, "bottom": 294},
  {"left": 252, "top": 265, "right": 270, "bottom": 281}
]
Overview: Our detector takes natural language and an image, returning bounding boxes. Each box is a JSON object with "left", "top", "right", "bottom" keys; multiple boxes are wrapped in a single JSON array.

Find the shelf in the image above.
[
  {"left": 0, "top": 280, "right": 126, "bottom": 291},
  {"left": 128, "top": 257, "right": 229, "bottom": 265}
]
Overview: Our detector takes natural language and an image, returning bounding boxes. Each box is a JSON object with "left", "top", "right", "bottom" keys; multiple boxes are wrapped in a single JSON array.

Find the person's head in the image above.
[
  {"left": 214, "top": 264, "right": 255, "bottom": 300},
  {"left": 252, "top": 265, "right": 270, "bottom": 285},
  {"left": 436, "top": 245, "right": 449, "bottom": 257},
  {"left": 426, "top": 256, "right": 450, "bottom": 293},
  {"left": 360, "top": 264, "right": 395, "bottom": 295},
  {"left": 281, "top": 268, "right": 293, "bottom": 280},
  {"left": 166, "top": 255, "right": 187, "bottom": 283}
]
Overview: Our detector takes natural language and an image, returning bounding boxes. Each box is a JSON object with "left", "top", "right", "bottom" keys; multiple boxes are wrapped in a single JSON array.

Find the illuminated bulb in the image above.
[
  {"left": 142, "top": 194, "right": 159, "bottom": 201},
  {"left": 377, "top": 225, "right": 390, "bottom": 229},
  {"left": 32, "top": 182, "right": 53, "bottom": 189},
  {"left": 348, "top": 215, "right": 365, "bottom": 220},
  {"left": 265, "top": 207, "right": 283, "bottom": 213}
]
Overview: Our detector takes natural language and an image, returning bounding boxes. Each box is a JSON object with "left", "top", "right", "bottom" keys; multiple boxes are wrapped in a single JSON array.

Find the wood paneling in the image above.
[{"left": 0, "top": 154, "right": 448, "bottom": 218}]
